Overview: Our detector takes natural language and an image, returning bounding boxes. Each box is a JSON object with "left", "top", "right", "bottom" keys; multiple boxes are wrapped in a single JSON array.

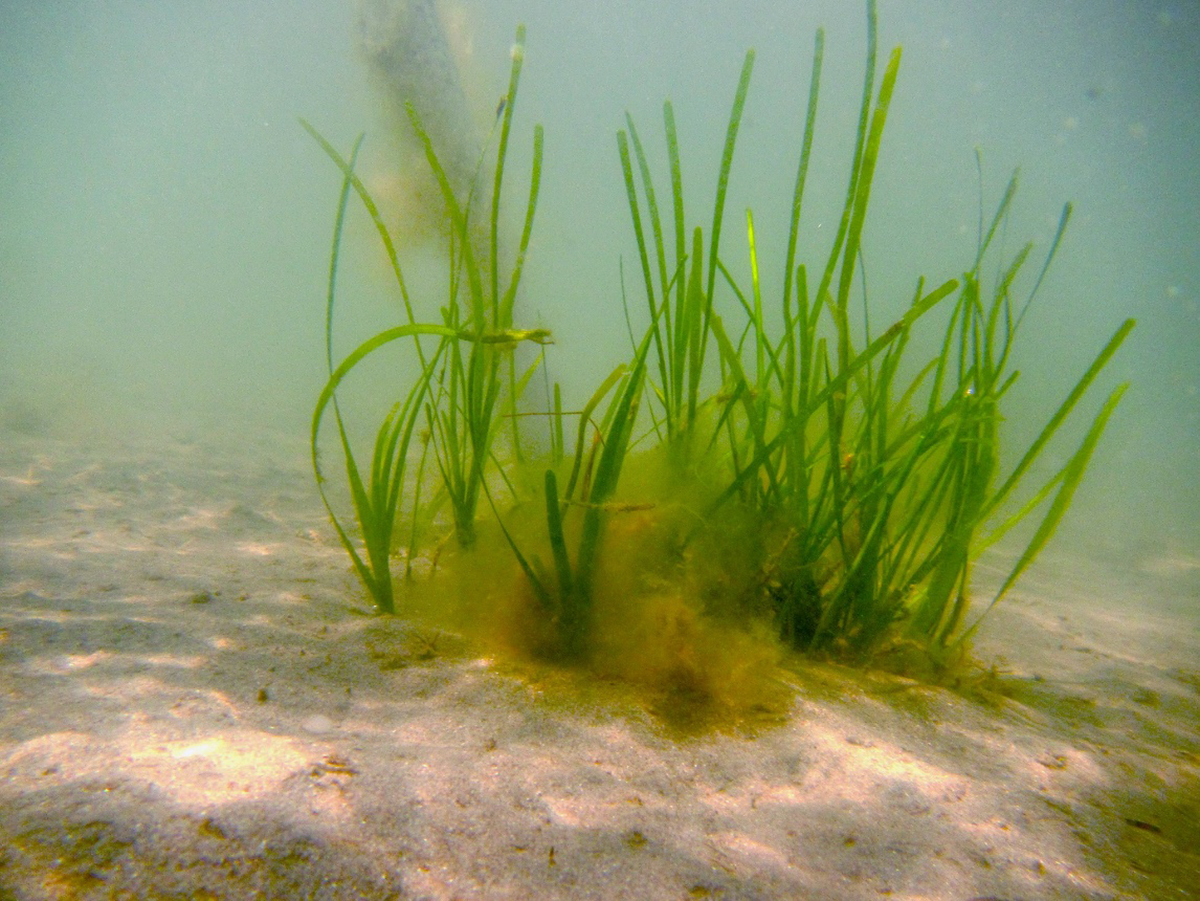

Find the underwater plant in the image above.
[
  {"left": 307, "top": 5, "right": 1133, "bottom": 688},
  {"left": 604, "top": 1, "right": 1133, "bottom": 673},
  {"left": 307, "top": 25, "right": 548, "bottom": 614}
]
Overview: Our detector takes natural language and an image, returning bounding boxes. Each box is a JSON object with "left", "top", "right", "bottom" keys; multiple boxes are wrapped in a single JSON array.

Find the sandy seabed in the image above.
[{"left": 0, "top": 427, "right": 1196, "bottom": 900}]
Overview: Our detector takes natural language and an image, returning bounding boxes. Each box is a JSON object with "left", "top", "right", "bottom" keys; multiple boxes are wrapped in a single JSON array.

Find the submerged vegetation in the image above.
[{"left": 306, "top": 5, "right": 1133, "bottom": 713}]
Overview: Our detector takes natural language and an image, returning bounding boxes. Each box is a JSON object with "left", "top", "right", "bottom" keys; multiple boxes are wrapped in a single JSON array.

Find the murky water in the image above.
[{"left": 1, "top": 4, "right": 1198, "bottom": 895}]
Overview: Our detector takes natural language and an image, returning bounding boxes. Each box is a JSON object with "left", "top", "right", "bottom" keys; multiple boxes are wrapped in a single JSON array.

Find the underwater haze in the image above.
[{"left": 2, "top": 0, "right": 1197, "bottom": 572}]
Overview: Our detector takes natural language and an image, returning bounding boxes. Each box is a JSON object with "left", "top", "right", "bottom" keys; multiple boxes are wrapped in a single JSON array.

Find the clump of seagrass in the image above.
[
  {"left": 591, "top": 0, "right": 1133, "bottom": 673},
  {"left": 307, "top": 5, "right": 1133, "bottom": 690},
  {"left": 306, "top": 24, "right": 548, "bottom": 615}
]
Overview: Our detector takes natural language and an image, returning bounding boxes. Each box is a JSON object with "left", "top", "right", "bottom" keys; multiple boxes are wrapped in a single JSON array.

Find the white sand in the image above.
[{"left": 1, "top": 429, "right": 1196, "bottom": 899}]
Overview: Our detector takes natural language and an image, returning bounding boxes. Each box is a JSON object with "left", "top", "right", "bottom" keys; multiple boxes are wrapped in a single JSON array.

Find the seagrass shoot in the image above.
[{"left": 306, "top": 4, "right": 1134, "bottom": 719}]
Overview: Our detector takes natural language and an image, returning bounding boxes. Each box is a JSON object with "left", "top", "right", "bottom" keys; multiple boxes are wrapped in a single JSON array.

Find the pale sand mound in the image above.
[{"left": 0, "top": 430, "right": 1196, "bottom": 900}]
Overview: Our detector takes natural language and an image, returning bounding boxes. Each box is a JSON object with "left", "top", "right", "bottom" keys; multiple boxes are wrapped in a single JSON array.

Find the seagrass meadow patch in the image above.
[{"left": 305, "top": 3, "right": 1133, "bottom": 723}]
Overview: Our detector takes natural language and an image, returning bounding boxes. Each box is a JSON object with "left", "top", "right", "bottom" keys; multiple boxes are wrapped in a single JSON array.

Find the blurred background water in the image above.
[{"left": 2, "top": 0, "right": 1196, "bottom": 576}]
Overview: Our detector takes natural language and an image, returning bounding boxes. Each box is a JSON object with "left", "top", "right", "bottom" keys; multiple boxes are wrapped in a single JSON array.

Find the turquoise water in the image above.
[{"left": 1, "top": 0, "right": 1196, "bottom": 567}]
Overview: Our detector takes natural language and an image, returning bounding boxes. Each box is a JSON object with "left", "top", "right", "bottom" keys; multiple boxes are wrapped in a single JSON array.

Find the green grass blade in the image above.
[
  {"left": 962, "top": 381, "right": 1129, "bottom": 643},
  {"left": 563, "top": 364, "right": 628, "bottom": 502},
  {"left": 618, "top": 129, "right": 668, "bottom": 426},
  {"left": 1016, "top": 201, "right": 1071, "bottom": 330},
  {"left": 835, "top": 45, "right": 902, "bottom": 356},
  {"left": 499, "top": 124, "right": 544, "bottom": 325},
  {"left": 665, "top": 101, "right": 686, "bottom": 345},
  {"left": 782, "top": 27, "right": 824, "bottom": 318},
  {"left": 813, "top": 0, "right": 879, "bottom": 315},
  {"left": 481, "top": 476, "right": 553, "bottom": 611},
  {"left": 626, "top": 113, "right": 671, "bottom": 322},
  {"left": 544, "top": 469, "right": 574, "bottom": 599},
  {"left": 407, "top": 101, "right": 485, "bottom": 322},
  {"left": 782, "top": 29, "right": 825, "bottom": 419},
  {"left": 491, "top": 24, "right": 527, "bottom": 318},
  {"left": 299, "top": 120, "right": 423, "bottom": 347},
  {"left": 704, "top": 49, "right": 755, "bottom": 310},
  {"left": 982, "top": 317, "right": 1134, "bottom": 521},
  {"left": 975, "top": 169, "right": 1019, "bottom": 270},
  {"left": 564, "top": 324, "right": 655, "bottom": 658}
]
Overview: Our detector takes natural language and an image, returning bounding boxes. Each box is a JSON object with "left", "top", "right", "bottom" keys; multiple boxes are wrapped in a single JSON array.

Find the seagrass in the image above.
[{"left": 307, "top": 6, "right": 1133, "bottom": 681}]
